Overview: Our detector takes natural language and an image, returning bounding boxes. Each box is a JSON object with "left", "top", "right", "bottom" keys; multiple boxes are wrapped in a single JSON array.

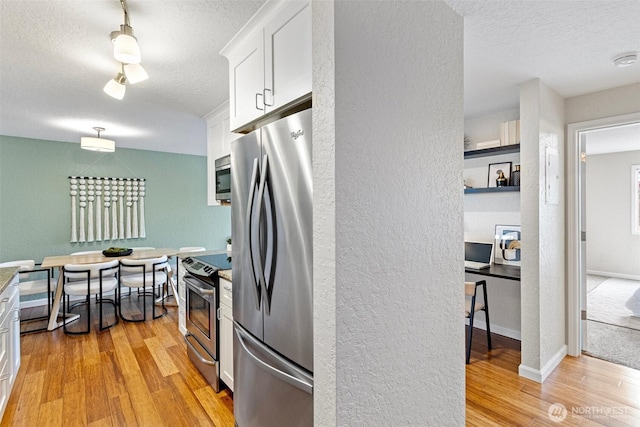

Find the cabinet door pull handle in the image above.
[
  {"left": 263, "top": 88, "right": 273, "bottom": 107},
  {"left": 255, "top": 92, "right": 264, "bottom": 111}
]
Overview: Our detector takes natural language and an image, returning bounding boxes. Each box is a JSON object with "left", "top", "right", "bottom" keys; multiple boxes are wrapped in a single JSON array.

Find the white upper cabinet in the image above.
[{"left": 221, "top": 0, "right": 311, "bottom": 132}]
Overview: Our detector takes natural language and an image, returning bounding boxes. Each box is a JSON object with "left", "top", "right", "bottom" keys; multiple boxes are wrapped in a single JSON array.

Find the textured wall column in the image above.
[
  {"left": 313, "top": 1, "right": 465, "bottom": 424},
  {"left": 519, "top": 78, "right": 566, "bottom": 382}
]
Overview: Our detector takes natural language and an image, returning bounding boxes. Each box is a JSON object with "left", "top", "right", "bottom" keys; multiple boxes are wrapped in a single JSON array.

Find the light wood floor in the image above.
[
  {"left": 4, "top": 303, "right": 640, "bottom": 426},
  {"left": 466, "top": 328, "right": 640, "bottom": 426},
  {"left": 2, "top": 300, "right": 234, "bottom": 426}
]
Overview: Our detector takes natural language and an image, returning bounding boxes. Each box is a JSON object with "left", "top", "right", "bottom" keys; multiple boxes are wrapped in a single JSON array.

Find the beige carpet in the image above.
[
  {"left": 585, "top": 276, "right": 640, "bottom": 371},
  {"left": 587, "top": 277, "right": 640, "bottom": 331}
]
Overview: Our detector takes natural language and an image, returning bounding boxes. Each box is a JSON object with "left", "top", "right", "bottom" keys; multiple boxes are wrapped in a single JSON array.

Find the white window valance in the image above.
[{"left": 69, "top": 176, "right": 146, "bottom": 243}]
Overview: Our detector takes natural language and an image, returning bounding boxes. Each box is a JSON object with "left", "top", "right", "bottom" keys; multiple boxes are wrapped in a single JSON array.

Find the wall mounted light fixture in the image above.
[{"left": 81, "top": 127, "right": 115, "bottom": 152}]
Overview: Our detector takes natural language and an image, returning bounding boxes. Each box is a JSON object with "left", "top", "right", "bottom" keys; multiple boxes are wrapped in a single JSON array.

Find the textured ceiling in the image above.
[
  {"left": 445, "top": 0, "right": 640, "bottom": 118},
  {"left": 1, "top": 1, "right": 639, "bottom": 155},
  {"left": 0, "top": 0, "right": 264, "bottom": 155}
]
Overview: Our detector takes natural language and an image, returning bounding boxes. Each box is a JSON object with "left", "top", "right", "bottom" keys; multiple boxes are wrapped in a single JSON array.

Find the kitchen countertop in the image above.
[
  {"left": 0, "top": 267, "right": 19, "bottom": 294},
  {"left": 218, "top": 270, "right": 232, "bottom": 281},
  {"left": 176, "top": 249, "right": 229, "bottom": 258}
]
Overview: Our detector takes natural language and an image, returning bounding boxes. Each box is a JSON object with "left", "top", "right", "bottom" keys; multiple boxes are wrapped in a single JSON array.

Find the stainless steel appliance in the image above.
[
  {"left": 215, "top": 154, "right": 231, "bottom": 201},
  {"left": 182, "top": 253, "right": 232, "bottom": 392},
  {"left": 231, "top": 108, "right": 313, "bottom": 426}
]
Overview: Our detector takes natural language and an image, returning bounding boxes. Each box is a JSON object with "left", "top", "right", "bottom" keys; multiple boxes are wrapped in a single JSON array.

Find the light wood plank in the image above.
[
  {"left": 109, "top": 394, "right": 139, "bottom": 427},
  {"left": 144, "top": 336, "right": 179, "bottom": 377},
  {"left": 36, "top": 398, "right": 63, "bottom": 427},
  {"left": 194, "top": 386, "right": 235, "bottom": 427}
]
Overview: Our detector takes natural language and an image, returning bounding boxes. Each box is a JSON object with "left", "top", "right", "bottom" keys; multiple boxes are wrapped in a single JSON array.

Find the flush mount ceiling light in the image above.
[
  {"left": 103, "top": 0, "right": 148, "bottom": 100},
  {"left": 81, "top": 127, "right": 115, "bottom": 152},
  {"left": 613, "top": 52, "right": 639, "bottom": 68}
]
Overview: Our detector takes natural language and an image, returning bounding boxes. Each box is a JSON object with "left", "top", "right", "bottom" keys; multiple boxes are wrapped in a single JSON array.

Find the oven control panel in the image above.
[{"left": 182, "top": 257, "right": 219, "bottom": 279}]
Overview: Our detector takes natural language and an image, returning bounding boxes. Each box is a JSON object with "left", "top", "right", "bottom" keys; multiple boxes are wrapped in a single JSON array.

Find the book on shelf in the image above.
[
  {"left": 474, "top": 139, "right": 501, "bottom": 150},
  {"left": 500, "top": 119, "right": 520, "bottom": 146}
]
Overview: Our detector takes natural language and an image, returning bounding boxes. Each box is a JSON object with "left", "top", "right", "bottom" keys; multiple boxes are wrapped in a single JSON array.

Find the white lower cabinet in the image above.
[
  {"left": 0, "top": 272, "right": 20, "bottom": 420},
  {"left": 177, "top": 259, "right": 187, "bottom": 336},
  {"left": 218, "top": 277, "right": 233, "bottom": 391}
]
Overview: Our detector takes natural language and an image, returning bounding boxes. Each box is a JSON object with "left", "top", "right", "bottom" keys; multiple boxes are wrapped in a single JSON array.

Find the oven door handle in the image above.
[{"left": 184, "top": 277, "right": 215, "bottom": 297}]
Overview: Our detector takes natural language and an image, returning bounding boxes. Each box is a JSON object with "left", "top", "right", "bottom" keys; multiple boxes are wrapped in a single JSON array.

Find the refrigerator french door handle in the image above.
[
  {"left": 235, "top": 327, "right": 313, "bottom": 395},
  {"left": 246, "top": 158, "right": 261, "bottom": 310},
  {"left": 255, "top": 154, "right": 269, "bottom": 313},
  {"left": 263, "top": 167, "right": 275, "bottom": 316}
]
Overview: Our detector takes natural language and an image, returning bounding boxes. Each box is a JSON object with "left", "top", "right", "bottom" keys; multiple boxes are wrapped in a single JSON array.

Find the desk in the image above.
[
  {"left": 41, "top": 248, "right": 178, "bottom": 331},
  {"left": 465, "top": 264, "right": 520, "bottom": 281}
]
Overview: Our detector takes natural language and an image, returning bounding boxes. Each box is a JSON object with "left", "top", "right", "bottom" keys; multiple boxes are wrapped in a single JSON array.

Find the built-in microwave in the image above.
[{"left": 215, "top": 155, "right": 231, "bottom": 201}]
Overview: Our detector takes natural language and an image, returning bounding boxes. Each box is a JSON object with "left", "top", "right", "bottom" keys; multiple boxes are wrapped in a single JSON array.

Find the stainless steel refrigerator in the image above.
[{"left": 230, "top": 108, "right": 313, "bottom": 427}]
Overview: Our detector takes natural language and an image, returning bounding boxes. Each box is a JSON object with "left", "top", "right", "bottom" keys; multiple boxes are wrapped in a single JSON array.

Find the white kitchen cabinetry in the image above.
[
  {"left": 206, "top": 101, "right": 241, "bottom": 206},
  {"left": 0, "top": 272, "right": 20, "bottom": 420},
  {"left": 177, "top": 258, "right": 187, "bottom": 336},
  {"left": 221, "top": 0, "right": 311, "bottom": 132},
  {"left": 218, "top": 277, "right": 233, "bottom": 391}
]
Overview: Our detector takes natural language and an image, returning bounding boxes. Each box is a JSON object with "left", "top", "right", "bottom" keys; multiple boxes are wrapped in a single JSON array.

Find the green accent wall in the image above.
[{"left": 0, "top": 135, "right": 230, "bottom": 263}]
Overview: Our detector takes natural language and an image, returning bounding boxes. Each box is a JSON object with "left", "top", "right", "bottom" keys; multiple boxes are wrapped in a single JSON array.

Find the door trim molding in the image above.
[{"left": 567, "top": 112, "right": 640, "bottom": 357}]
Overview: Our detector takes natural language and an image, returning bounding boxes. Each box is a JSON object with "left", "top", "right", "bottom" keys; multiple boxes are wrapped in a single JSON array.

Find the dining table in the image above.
[{"left": 41, "top": 247, "right": 178, "bottom": 331}]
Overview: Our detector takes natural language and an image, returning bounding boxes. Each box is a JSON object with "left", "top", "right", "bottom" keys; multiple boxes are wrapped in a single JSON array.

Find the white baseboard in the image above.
[
  {"left": 518, "top": 345, "right": 567, "bottom": 383},
  {"left": 465, "top": 318, "right": 521, "bottom": 341},
  {"left": 587, "top": 270, "right": 640, "bottom": 281}
]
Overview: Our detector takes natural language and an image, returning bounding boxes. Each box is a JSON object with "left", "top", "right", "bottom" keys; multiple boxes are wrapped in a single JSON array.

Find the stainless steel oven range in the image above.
[{"left": 181, "top": 253, "right": 232, "bottom": 392}]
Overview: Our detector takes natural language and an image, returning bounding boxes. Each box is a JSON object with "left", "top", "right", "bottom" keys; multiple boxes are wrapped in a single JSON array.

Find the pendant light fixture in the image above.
[
  {"left": 104, "top": 0, "right": 148, "bottom": 100},
  {"left": 112, "top": 0, "right": 141, "bottom": 64},
  {"left": 123, "top": 63, "right": 148, "bottom": 84},
  {"left": 113, "top": 24, "right": 141, "bottom": 64},
  {"left": 103, "top": 66, "right": 127, "bottom": 100},
  {"left": 81, "top": 127, "right": 115, "bottom": 152}
]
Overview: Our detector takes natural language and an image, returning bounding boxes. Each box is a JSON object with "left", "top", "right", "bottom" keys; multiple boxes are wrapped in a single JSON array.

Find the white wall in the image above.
[
  {"left": 313, "top": 1, "right": 465, "bottom": 425},
  {"left": 312, "top": 1, "right": 336, "bottom": 425},
  {"left": 519, "top": 78, "right": 566, "bottom": 383},
  {"left": 586, "top": 150, "right": 640, "bottom": 279},
  {"left": 565, "top": 83, "right": 640, "bottom": 124}
]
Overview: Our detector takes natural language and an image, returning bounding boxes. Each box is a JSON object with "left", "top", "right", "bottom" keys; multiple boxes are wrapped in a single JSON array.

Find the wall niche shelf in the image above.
[
  {"left": 464, "top": 186, "right": 520, "bottom": 194},
  {"left": 464, "top": 144, "right": 520, "bottom": 159}
]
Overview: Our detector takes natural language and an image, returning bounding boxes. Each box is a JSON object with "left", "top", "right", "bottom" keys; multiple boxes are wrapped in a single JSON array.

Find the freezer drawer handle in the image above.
[
  {"left": 235, "top": 327, "right": 312, "bottom": 395},
  {"left": 184, "top": 334, "right": 216, "bottom": 366}
]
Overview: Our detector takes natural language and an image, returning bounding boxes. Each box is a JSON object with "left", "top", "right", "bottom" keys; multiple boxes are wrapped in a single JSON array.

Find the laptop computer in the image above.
[{"left": 464, "top": 241, "right": 493, "bottom": 270}]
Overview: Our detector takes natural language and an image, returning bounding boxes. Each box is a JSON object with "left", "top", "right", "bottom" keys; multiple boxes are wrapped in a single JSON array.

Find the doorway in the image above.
[{"left": 567, "top": 113, "right": 640, "bottom": 367}]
